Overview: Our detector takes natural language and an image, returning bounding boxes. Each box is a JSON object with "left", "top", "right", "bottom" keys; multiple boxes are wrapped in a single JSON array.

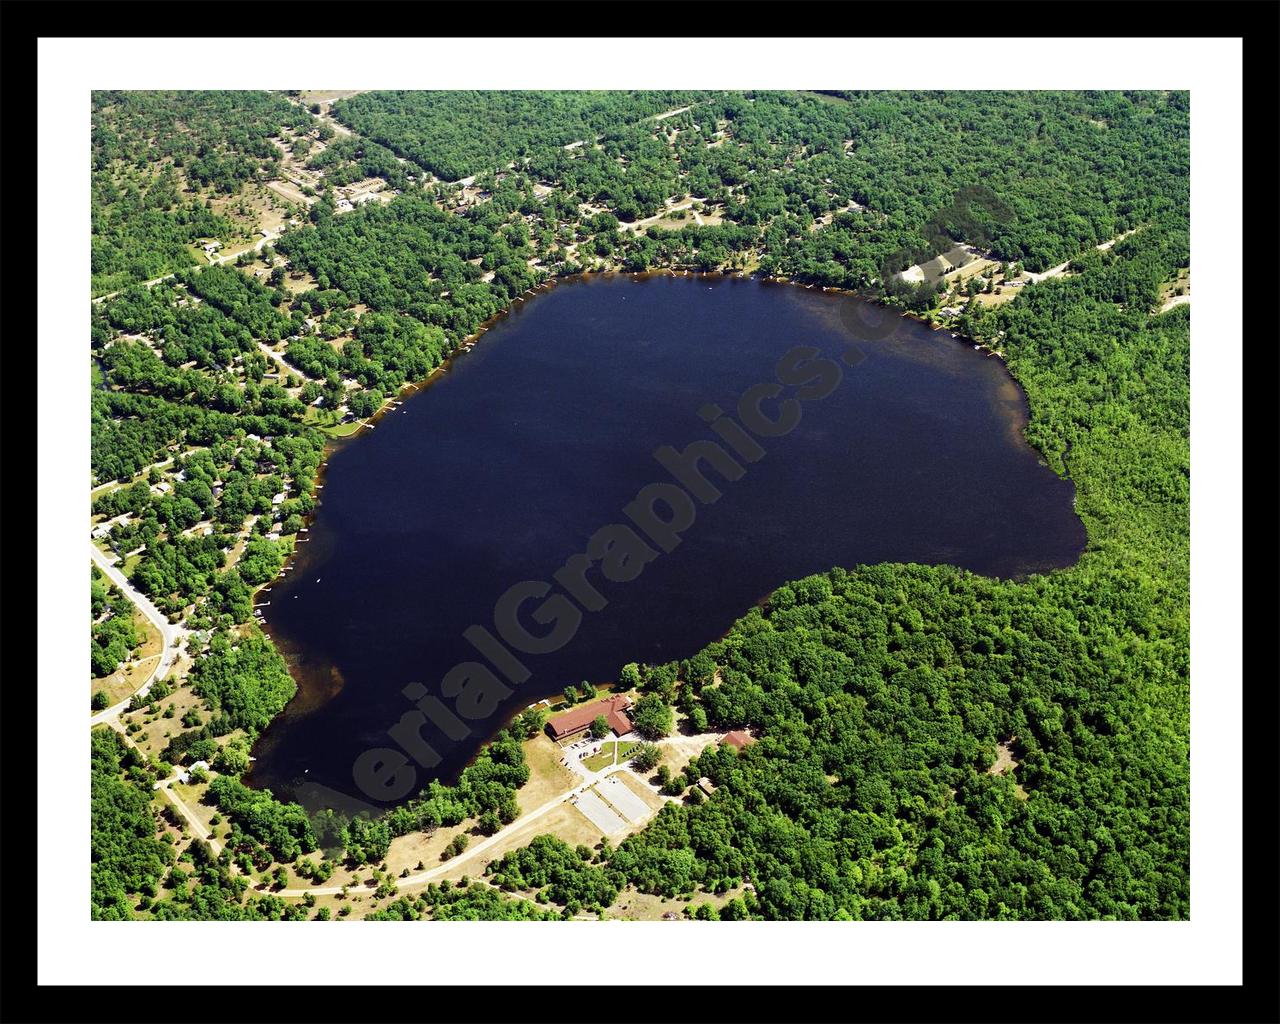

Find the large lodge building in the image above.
[{"left": 545, "top": 694, "right": 635, "bottom": 742}]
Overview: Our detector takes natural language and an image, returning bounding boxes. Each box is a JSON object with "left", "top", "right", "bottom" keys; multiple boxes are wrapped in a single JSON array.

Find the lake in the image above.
[{"left": 249, "top": 274, "right": 1085, "bottom": 812}]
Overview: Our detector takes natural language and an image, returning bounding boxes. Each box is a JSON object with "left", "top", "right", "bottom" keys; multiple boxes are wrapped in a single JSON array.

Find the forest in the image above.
[
  {"left": 595, "top": 223, "right": 1191, "bottom": 920},
  {"left": 88, "top": 90, "right": 1190, "bottom": 921},
  {"left": 332, "top": 90, "right": 707, "bottom": 181},
  {"left": 331, "top": 89, "right": 1187, "bottom": 286},
  {"left": 91, "top": 728, "right": 174, "bottom": 919},
  {"left": 190, "top": 631, "right": 297, "bottom": 736}
]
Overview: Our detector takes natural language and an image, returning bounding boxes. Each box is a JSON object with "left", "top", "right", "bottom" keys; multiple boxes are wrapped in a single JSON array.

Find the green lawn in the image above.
[
  {"left": 320, "top": 420, "right": 366, "bottom": 438},
  {"left": 583, "top": 740, "right": 639, "bottom": 773},
  {"left": 303, "top": 405, "right": 366, "bottom": 438}
]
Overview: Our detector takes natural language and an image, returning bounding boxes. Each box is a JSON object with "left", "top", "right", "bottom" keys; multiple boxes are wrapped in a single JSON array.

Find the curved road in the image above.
[
  {"left": 279, "top": 766, "right": 642, "bottom": 897},
  {"left": 90, "top": 542, "right": 185, "bottom": 724},
  {"left": 92, "top": 229, "right": 279, "bottom": 304}
]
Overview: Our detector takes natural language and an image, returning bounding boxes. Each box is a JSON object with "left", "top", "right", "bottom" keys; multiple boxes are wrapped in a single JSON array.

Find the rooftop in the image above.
[{"left": 546, "top": 693, "right": 633, "bottom": 739}]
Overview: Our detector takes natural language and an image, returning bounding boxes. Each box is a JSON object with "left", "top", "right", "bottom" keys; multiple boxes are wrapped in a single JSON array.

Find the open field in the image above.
[
  {"left": 279, "top": 267, "right": 320, "bottom": 295},
  {"left": 653, "top": 728, "right": 725, "bottom": 777},
  {"left": 520, "top": 734, "right": 579, "bottom": 809},
  {"left": 170, "top": 780, "right": 222, "bottom": 834},
  {"left": 605, "top": 883, "right": 749, "bottom": 921},
  {"left": 118, "top": 670, "right": 204, "bottom": 760},
  {"left": 383, "top": 820, "right": 474, "bottom": 878},
  {"left": 298, "top": 90, "right": 369, "bottom": 107}
]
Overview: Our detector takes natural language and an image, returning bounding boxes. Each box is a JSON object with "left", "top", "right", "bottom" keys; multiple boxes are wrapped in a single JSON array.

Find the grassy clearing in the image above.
[
  {"left": 301, "top": 404, "right": 367, "bottom": 438},
  {"left": 1159, "top": 267, "right": 1191, "bottom": 309},
  {"left": 519, "top": 734, "right": 578, "bottom": 809},
  {"left": 319, "top": 420, "right": 366, "bottom": 438},
  {"left": 170, "top": 780, "right": 219, "bottom": 833},
  {"left": 120, "top": 671, "right": 203, "bottom": 760},
  {"left": 605, "top": 883, "right": 747, "bottom": 921},
  {"left": 583, "top": 740, "right": 639, "bottom": 773}
]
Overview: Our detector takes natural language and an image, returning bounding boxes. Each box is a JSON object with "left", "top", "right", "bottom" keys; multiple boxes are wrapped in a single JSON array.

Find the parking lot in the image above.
[
  {"left": 573, "top": 787, "right": 628, "bottom": 835},
  {"left": 599, "top": 774, "right": 648, "bottom": 822}
]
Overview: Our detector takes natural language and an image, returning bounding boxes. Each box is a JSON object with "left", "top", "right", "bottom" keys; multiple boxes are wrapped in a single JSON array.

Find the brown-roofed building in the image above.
[
  {"left": 546, "top": 694, "right": 634, "bottom": 741},
  {"left": 721, "top": 729, "right": 756, "bottom": 751}
]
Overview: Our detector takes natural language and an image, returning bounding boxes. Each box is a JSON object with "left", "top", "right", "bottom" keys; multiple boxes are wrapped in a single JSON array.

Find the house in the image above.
[
  {"left": 351, "top": 191, "right": 381, "bottom": 206},
  {"left": 150, "top": 480, "right": 171, "bottom": 495},
  {"left": 721, "top": 730, "right": 756, "bottom": 751},
  {"left": 271, "top": 492, "right": 287, "bottom": 506},
  {"left": 545, "top": 694, "right": 634, "bottom": 741},
  {"left": 697, "top": 777, "right": 717, "bottom": 797},
  {"left": 91, "top": 512, "right": 132, "bottom": 540}
]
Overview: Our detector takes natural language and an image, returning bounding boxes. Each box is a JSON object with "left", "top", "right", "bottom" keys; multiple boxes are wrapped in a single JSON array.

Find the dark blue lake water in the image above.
[{"left": 249, "top": 275, "right": 1084, "bottom": 811}]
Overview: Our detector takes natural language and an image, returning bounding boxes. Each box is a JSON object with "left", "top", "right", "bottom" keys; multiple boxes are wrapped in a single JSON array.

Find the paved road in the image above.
[
  {"left": 257, "top": 340, "right": 310, "bottom": 385},
  {"left": 279, "top": 765, "right": 636, "bottom": 897},
  {"left": 89, "top": 543, "right": 185, "bottom": 723}
]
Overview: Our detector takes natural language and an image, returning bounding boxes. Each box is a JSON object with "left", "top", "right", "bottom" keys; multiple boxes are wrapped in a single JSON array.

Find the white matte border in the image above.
[{"left": 38, "top": 36, "right": 1241, "bottom": 987}]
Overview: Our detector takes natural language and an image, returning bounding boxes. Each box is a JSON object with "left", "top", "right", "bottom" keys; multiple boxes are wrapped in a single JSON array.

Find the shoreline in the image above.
[{"left": 248, "top": 269, "right": 1075, "bottom": 812}]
